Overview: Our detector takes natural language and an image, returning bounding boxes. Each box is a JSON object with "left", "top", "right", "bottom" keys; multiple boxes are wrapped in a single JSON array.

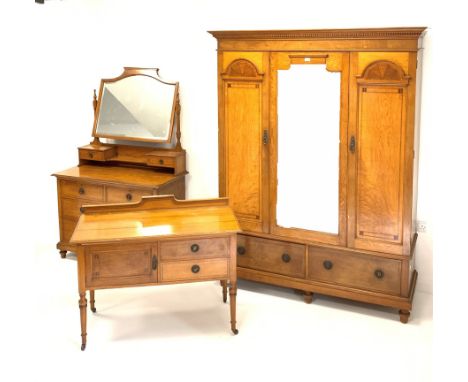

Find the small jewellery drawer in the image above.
[
  {"left": 60, "top": 180, "right": 104, "bottom": 201},
  {"left": 146, "top": 155, "right": 175, "bottom": 168},
  {"left": 160, "top": 238, "right": 229, "bottom": 260},
  {"left": 106, "top": 186, "right": 152, "bottom": 203},
  {"left": 160, "top": 258, "right": 229, "bottom": 282},
  {"left": 237, "top": 235, "right": 305, "bottom": 278},
  {"left": 308, "top": 246, "right": 401, "bottom": 295},
  {"left": 78, "top": 146, "right": 116, "bottom": 161}
]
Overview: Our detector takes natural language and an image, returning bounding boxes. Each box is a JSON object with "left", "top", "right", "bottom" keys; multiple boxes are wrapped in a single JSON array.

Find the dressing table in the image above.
[
  {"left": 71, "top": 195, "right": 240, "bottom": 350},
  {"left": 53, "top": 68, "right": 187, "bottom": 258}
]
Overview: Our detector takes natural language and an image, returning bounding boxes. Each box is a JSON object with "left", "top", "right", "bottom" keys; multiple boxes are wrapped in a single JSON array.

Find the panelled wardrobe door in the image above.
[
  {"left": 270, "top": 52, "right": 349, "bottom": 246},
  {"left": 348, "top": 52, "right": 417, "bottom": 256},
  {"left": 218, "top": 53, "right": 270, "bottom": 233}
]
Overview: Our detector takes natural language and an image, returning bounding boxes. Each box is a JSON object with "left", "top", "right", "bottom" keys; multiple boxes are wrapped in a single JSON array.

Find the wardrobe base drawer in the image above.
[
  {"left": 237, "top": 235, "right": 305, "bottom": 278},
  {"left": 308, "top": 246, "right": 401, "bottom": 295}
]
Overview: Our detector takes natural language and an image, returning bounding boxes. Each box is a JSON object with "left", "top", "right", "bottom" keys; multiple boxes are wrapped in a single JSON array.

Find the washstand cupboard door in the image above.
[
  {"left": 347, "top": 52, "right": 417, "bottom": 256},
  {"left": 218, "top": 52, "right": 270, "bottom": 234}
]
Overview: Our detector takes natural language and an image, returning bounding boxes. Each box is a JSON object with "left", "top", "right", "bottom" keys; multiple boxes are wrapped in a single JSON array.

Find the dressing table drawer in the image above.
[
  {"left": 61, "top": 180, "right": 104, "bottom": 201},
  {"left": 160, "top": 238, "right": 229, "bottom": 260},
  {"left": 308, "top": 246, "right": 401, "bottom": 295},
  {"left": 146, "top": 155, "right": 175, "bottom": 168},
  {"left": 160, "top": 258, "right": 229, "bottom": 282},
  {"left": 106, "top": 186, "right": 153, "bottom": 203},
  {"left": 237, "top": 235, "right": 305, "bottom": 278},
  {"left": 78, "top": 146, "right": 117, "bottom": 162}
]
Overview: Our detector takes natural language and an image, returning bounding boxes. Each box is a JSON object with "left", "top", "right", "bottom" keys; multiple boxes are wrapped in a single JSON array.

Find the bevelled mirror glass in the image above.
[{"left": 93, "top": 68, "right": 178, "bottom": 143}]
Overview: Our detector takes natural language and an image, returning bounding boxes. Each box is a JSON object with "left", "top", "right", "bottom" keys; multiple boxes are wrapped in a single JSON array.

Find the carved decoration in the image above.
[
  {"left": 224, "top": 59, "right": 261, "bottom": 78},
  {"left": 358, "top": 60, "right": 410, "bottom": 86}
]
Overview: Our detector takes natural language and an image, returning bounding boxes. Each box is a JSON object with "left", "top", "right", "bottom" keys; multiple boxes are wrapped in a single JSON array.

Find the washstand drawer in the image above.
[
  {"left": 60, "top": 180, "right": 104, "bottom": 201},
  {"left": 237, "top": 235, "right": 305, "bottom": 278},
  {"left": 308, "top": 246, "right": 401, "bottom": 295},
  {"left": 160, "top": 258, "right": 229, "bottom": 282},
  {"left": 160, "top": 237, "right": 229, "bottom": 260},
  {"left": 85, "top": 244, "right": 156, "bottom": 287},
  {"left": 106, "top": 186, "right": 152, "bottom": 203}
]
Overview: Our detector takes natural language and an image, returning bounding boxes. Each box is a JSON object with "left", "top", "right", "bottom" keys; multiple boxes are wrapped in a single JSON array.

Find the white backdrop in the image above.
[{"left": 2, "top": 1, "right": 464, "bottom": 376}]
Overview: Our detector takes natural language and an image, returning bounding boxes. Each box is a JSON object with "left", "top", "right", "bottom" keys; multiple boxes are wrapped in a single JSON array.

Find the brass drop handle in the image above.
[
  {"left": 281, "top": 253, "right": 291, "bottom": 263},
  {"left": 191, "top": 244, "right": 200, "bottom": 253},
  {"left": 126, "top": 193, "right": 133, "bottom": 201},
  {"left": 191, "top": 264, "right": 200, "bottom": 273},
  {"left": 78, "top": 187, "right": 85, "bottom": 195},
  {"left": 151, "top": 256, "right": 158, "bottom": 270},
  {"left": 349, "top": 136, "right": 356, "bottom": 153},
  {"left": 323, "top": 260, "right": 333, "bottom": 270},
  {"left": 237, "top": 246, "right": 246, "bottom": 255},
  {"left": 374, "top": 269, "right": 384, "bottom": 279}
]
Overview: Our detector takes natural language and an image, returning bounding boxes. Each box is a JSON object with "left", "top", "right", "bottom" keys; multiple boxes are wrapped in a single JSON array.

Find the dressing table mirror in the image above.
[{"left": 53, "top": 67, "right": 187, "bottom": 258}]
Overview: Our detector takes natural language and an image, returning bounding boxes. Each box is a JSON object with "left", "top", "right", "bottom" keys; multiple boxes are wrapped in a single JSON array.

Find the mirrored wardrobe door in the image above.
[{"left": 270, "top": 53, "right": 349, "bottom": 246}]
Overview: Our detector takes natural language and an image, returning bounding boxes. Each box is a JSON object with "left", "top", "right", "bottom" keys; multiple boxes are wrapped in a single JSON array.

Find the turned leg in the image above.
[
  {"left": 59, "top": 250, "right": 67, "bottom": 259},
  {"left": 399, "top": 309, "right": 410, "bottom": 324},
  {"left": 79, "top": 293, "right": 87, "bottom": 351},
  {"left": 89, "top": 290, "right": 96, "bottom": 313},
  {"left": 303, "top": 291, "right": 313, "bottom": 304},
  {"left": 229, "top": 282, "right": 238, "bottom": 335},
  {"left": 221, "top": 280, "right": 228, "bottom": 303}
]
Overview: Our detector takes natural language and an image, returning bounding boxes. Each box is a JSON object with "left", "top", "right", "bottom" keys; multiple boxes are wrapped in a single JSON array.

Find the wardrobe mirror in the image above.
[
  {"left": 93, "top": 68, "right": 178, "bottom": 143},
  {"left": 276, "top": 64, "right": 340, "bottom": 234}
]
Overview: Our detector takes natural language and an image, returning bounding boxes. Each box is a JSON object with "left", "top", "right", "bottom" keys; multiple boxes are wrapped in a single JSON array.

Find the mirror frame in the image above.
[{"left": 92, "top": 67, "right": 179, "bottom": 144}]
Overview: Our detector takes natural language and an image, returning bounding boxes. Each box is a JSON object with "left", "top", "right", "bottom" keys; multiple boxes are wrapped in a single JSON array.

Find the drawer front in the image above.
[
  {"left": 308, "top": 246, "right": 401, "bottom": 295},
  {"left": 61, "top": 197, "right": 93, "bottom": 219},
  {"left": 106, "top": 186, "right": 152, "bottom": 203},
  {"left": 237, "top": 235, "right": 305, "bottom": 278},
  {"left": 60, "top": 180, "right": 104, "bottom": 201},
  {"left": 160, "top": 237, "right": 229, "bottom": 261},
  {"left": 146, "top": 155, "right": 175, "bottom": 168},
  {"left": 160, "top": 258, "right": 229, "bottom": 283},
  {"left": 85, "top": 244, "right": 156, "bottom": 288},
  {"left": 79, "top": 149, "right": 106, "bottom": 161}
]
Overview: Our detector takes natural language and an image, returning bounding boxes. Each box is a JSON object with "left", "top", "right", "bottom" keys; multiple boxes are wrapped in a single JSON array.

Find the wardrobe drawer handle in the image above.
[
  {"left": 323, "top": 260, "right": 333, "bottom": 270},
  {"left": 191, "top": 264, "right": 200, "bottom": 274},
  {"left": 191, "top": 244, "right": 200, "bottom": 253},
  {"left": 281, "top": 253, "right": 291, "bottom": 263},
  {"left": 237, "top": 246, "right": 246, "bottom": 255},
  {"left": 126, "top": 193, "right": 133, "bottom": 201},
  {"left": 374, "top": 269, "right": 384, "bottom": 279},
  {"left": 78, "top": 187, "right": 85, "bottom": 195}
]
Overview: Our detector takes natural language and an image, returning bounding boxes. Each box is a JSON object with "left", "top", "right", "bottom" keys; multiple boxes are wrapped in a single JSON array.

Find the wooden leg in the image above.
[
  {"left": 229, "top": 282, "right": 238, "bottom": 335},
  {"left": 221, "top": 280, "right": 228, "bottom": 303},
  {"left": 79, "top": 293, "right": 87, "bottom": 351},
  {"left": 59, "top": 250, "right": 67, "bottom": 259},
  {"left": 89, "top": 290, "right": 96, "bottom": 313},
  {"left": 399, "top": 309, "right": 410, "bottom": 324},
  {"left": 303, "top": 291, "right": 313, "bottom": 304}
]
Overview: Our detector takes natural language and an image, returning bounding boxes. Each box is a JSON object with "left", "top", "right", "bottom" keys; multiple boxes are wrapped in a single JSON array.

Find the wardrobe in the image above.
[{"left": 209, "top": 28, "right": 426, "bottom": 322}]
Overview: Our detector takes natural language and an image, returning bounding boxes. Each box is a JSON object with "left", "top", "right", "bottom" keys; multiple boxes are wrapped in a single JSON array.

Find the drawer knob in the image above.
[
  {"left": 80, "top": 207, "right": 84, "bottom": 213},
  {"left": 237, "top": 246, "right": 246, "bottom": 255},
  {"left": 191, "top": 244, "right": 200, "bottom": 253},
  {"left": 374, "top": 269, "right": 384, "bottom": 279},
  {"left": 126, "top": 193, "right": 133, "bottom": 201},
  {"left": 78, "top": 187, "right": 85, "bottom": 195},
  {"left": 88, "top": 152, "right": 94, "bottom": 159},
  {"left": 159, "top": 159, "right": 164, "bottom": 165},
  {"left": 151, "top": 256, "right": 158, "bottom": 270},
  {"left": 191, "top": 264, "right": 200, "bottom": 273},
  {"left": 323, "top": 260, "right": 333, "bottom": 270},
  {"left": 281, "top": 253, "right": 291, "bottom": 263}
]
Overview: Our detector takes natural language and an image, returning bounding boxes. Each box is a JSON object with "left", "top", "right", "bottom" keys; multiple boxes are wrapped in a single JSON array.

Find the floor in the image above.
[{"left": 5, "top": 243, "right": 432, "bottom": 382}]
